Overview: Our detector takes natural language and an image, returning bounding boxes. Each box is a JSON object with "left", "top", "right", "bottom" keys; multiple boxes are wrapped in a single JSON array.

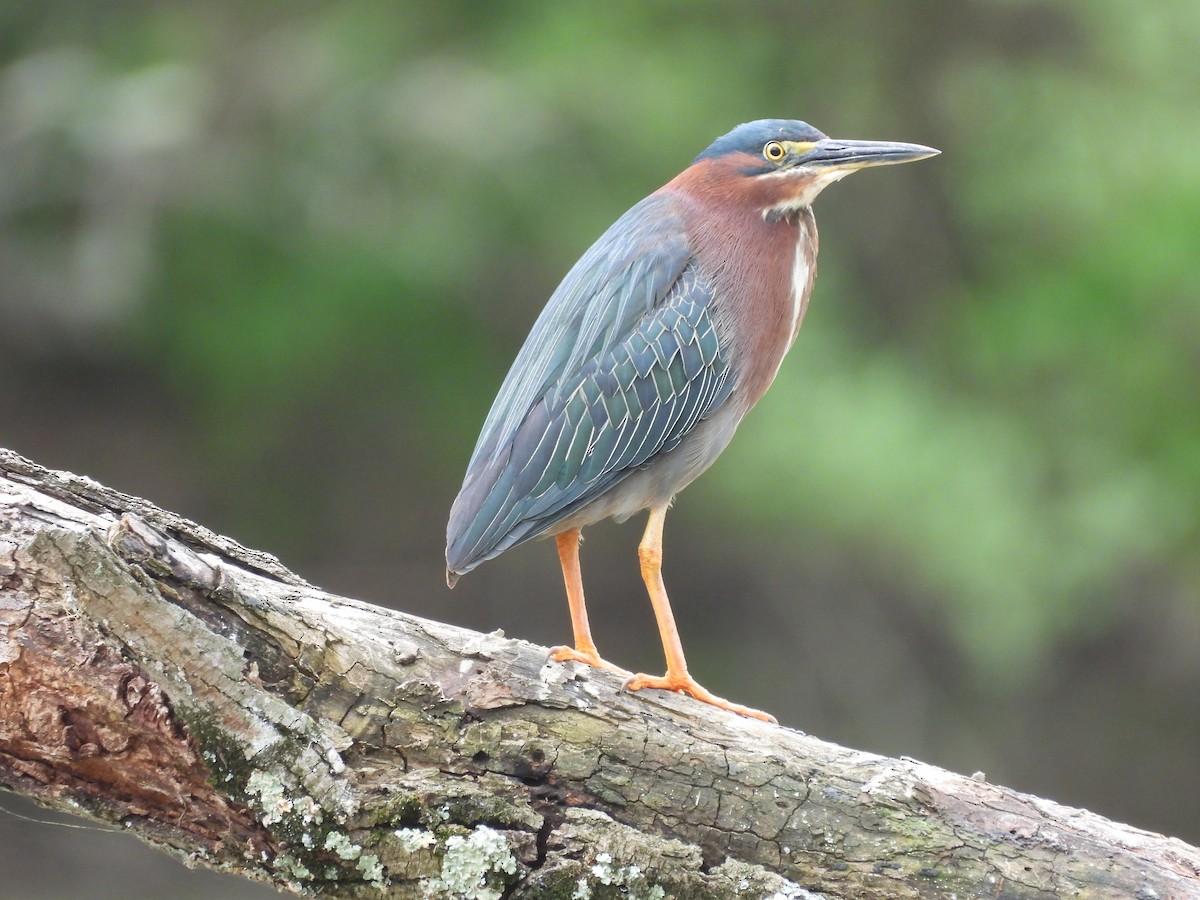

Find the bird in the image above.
[{"left": 446, "top": 119, "right": 938, "bottom": 723}]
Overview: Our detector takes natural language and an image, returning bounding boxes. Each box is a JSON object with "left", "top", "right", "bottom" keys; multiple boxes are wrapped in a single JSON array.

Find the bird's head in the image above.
[{"left": 689, "top": 119, "right": 939, "bottom": 219}]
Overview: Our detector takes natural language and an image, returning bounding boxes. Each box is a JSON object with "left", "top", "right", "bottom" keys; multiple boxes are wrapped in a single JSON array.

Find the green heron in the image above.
[{"left": 447, "top": 119, "right": 938, "bottom": 722}]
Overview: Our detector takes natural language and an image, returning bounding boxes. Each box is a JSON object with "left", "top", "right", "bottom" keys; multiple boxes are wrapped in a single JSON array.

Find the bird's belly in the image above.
[{"left": 553, "top": 403, "right": 745, "bottom": 531}]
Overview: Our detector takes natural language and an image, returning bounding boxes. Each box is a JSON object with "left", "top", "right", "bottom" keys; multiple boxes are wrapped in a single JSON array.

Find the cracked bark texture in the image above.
[{"left": 1, "top": 448, "right": 1197, "bottom": 899}]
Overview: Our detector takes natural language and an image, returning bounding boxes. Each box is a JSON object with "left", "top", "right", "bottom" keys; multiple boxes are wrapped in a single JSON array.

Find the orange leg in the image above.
[
  {"left": 549, "top": 529, "right": 626, "bottom": 674},
  {"left": 624, "top": 504, "right": 777, "bottom": 724}
]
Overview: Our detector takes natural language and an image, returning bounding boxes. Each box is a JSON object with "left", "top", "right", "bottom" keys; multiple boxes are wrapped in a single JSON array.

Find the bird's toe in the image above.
[
  {"left": 548, "top": 645, "right": 628, "bottom": 675},
  {"left": 623, "top": 671, "right": 777, "bottom": 724}
]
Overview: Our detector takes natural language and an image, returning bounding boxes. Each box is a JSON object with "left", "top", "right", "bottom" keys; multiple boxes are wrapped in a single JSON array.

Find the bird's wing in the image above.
[
  {"left": 465, "top": 194, "right": 693, "bottom": 472},
  {"left": 447, "top": 196, "right": 733, "bottom": 574}
]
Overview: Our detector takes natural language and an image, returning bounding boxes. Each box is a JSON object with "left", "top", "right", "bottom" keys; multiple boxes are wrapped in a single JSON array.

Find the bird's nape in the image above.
[{"left": 446, "top": 119, "right": 939, "bottom": 722}]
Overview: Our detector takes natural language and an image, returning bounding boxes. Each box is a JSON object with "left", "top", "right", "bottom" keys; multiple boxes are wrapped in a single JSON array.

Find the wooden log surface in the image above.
[{"left": 1, "top": 447, "right": 1197, "bottom": 898}]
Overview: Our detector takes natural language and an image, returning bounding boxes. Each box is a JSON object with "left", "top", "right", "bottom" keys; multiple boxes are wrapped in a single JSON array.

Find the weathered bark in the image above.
[{"left": 0, "top": 448, "right": 1196, "bottom": 899}]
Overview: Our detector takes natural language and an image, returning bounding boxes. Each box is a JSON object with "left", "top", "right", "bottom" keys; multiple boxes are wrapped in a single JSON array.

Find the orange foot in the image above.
[
  {"left": 549, "top": 645, "right": 629, "bottom": 676},
  {"left": 623, "top": 671, "right": 777, "bottom": 724}
]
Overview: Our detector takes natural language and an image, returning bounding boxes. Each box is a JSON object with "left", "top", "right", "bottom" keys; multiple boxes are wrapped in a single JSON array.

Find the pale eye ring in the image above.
[{"left": 763, "top": 141, "right": 786, "bottom": 162}]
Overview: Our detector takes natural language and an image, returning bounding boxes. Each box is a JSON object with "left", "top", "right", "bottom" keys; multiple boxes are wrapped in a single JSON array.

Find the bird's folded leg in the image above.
[
  {"left": 629, "top": 504, "right": 778, "bottom": 724},
  {"left": 548, "top": 529, "right": 628, "bottom": 675}
]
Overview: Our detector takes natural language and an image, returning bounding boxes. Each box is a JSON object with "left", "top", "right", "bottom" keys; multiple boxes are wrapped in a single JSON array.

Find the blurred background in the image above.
[{"left": 2, "top": 1, "right": 1199, "bottom": 896}]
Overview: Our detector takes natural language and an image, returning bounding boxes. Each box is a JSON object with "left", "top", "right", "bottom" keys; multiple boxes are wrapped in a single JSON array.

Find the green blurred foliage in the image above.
[
  {"left": 2, "top": 0, "right": 1198, "bottom": 678},
  {"left": 707, "top": 0, "right": 1200, "bottom": 680}
]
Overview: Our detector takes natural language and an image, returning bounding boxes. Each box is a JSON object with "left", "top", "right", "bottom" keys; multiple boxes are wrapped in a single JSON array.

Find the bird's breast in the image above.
[{"left": 695, "top": 205, "right": 817, "bottom": 411}]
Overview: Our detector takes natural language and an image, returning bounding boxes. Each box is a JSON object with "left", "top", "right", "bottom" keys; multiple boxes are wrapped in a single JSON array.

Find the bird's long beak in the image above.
[{"left": 804, "top": 138, "right": 940, "bottom": 171}]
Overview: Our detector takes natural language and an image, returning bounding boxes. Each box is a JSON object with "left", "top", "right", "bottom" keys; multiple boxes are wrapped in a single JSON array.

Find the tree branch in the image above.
[{"left": 1, "top": 448, "right": 1196, "bottom": 898}]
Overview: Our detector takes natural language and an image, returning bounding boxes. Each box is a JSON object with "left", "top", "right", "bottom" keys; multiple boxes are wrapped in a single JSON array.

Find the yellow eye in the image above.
[{"left": 763, "top": 141, "right": 786, "bottom": 162}]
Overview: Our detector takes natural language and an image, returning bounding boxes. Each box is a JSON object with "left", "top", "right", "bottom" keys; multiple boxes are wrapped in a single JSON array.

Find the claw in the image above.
[{"left": 623, "top": 671, "right": 777, "bottom": 724}]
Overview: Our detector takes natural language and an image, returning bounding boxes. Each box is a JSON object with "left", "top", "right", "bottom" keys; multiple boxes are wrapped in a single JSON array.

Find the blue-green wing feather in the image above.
[
  {"left": 447, "top": 196, "right": 732, "bottom": 574},
  {"left": 464, "top": 194, "right": 692, "bottom": 472}
]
